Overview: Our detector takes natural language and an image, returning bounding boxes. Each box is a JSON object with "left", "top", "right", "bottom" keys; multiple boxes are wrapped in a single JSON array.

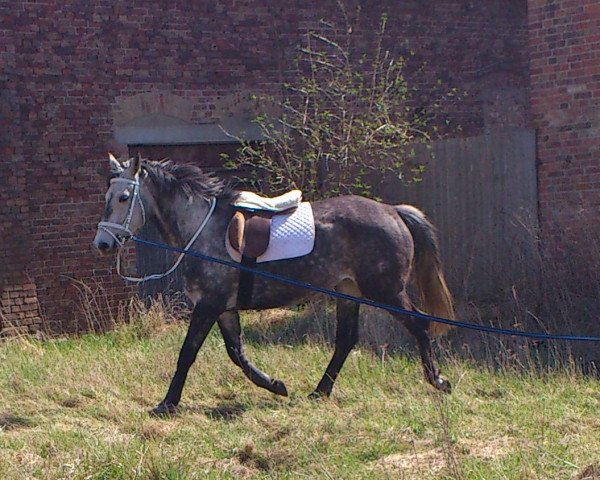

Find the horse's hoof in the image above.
[
  {"left": 271, "top": 379, "right": 288, "bottom": 397},
  {"left": 434, "top": 377, "right": 452, "bottom": 394},
  {"left": 149, "top": 402, "right": 177, "bottom": 417},
  {"left": 308, "top": 390, "right": 328, "bottom": 401}
]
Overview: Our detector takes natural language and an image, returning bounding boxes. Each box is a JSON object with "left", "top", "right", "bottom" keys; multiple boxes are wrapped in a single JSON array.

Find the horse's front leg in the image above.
[
  {"left": 151, "top": 302, "right": 220, "bottom": 416},
  {"left": 218, "top": 311, "right": 288, "bottom": 396}
]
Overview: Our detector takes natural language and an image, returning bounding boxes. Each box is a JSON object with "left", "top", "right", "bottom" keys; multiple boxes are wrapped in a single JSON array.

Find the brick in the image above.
[
  {"left": 2, "top": 0, "right": 532, "bottom": 334},
  {"left": 528, "top": 0, "right": 600, "bottom": 254}
]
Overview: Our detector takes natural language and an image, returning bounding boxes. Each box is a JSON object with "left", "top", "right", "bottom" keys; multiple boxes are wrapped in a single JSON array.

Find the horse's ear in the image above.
[
  {"left": 108, "top": 152, "right": 124, "bottom": 174},
  {"left": 131, "top": 152, "right": 142, "bottom": 176}
]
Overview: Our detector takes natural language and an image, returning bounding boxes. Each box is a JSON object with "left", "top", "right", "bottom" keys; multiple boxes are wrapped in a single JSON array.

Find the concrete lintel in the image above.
[{"left": 114, "top": 115, "right": 265, "bottom": 145}]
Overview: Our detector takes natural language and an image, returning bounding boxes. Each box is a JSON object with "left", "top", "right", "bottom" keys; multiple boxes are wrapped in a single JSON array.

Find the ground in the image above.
[{"left": 0, "top": 307, "right": 599, "bottom": 479}]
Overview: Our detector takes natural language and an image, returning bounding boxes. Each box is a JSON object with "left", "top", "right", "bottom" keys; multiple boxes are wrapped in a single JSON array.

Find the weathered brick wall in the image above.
[
  {"left": 1, "top": 7, "right": 43, "bottom": 335},
  {"left": 529, "top": 0, "right": 600, "bottom": 256},
  {"left": 2, "top": 0, "right": 528, "bottom": 334}
]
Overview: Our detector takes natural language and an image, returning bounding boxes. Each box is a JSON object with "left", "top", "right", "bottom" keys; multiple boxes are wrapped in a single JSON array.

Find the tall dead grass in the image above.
[
  {"left": 443, "top": 215, "right": 600, "bottom": 374},
  {"left": 70, "top": 278, "right": 190, "bottom": 338}
]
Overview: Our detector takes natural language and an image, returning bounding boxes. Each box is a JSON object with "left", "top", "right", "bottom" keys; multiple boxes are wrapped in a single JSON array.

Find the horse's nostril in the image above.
[{"left": 97, "top": 241, "right": 110, "bottom": 251}]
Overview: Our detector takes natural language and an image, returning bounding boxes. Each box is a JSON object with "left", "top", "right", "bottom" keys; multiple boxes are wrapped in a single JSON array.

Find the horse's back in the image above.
[
  {"left": 310, "top": 195, "right": 414, "bottom": 296},
  {"left": 311, "top": 195, "right": 411, "bottom": 242}
]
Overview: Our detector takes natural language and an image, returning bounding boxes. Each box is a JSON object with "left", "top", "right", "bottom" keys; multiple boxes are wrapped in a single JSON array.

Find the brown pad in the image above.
[{"left": 228, "top": 211, "right": 245, "bottom": 253}]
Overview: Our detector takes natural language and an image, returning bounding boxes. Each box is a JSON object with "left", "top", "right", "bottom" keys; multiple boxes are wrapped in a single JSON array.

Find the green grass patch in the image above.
[{"left": 0, "top": 312, "right": 599, "bottom": 479}]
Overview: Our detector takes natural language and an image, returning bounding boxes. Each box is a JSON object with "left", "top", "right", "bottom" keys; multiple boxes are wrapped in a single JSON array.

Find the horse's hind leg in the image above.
[
  {"left": 151, "top": 302, "right": 219, "bottom": 416},
  {"left": 218, "top": 311, "right": 288, "bottom": 396},
  {"left": 310, "top": 279, "right": 360, "bottom": 399},
  {"left": 395, "top": 292, "right": 451, "bottom": 393}
]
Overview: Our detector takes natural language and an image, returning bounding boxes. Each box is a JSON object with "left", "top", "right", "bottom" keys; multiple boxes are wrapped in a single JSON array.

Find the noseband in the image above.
[
  {"left": 97, "top": 176, "right": 217, "bottom": 283},
  {"left": 98, "top": 177, "right": 146, "bottom": 247}
]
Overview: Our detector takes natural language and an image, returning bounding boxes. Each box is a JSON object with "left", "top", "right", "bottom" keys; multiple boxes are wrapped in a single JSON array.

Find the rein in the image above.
[{"left": 98, "top": 176, "right": 217, "bottom": 284}]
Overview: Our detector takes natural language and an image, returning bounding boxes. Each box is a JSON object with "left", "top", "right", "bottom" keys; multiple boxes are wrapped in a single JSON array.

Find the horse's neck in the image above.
[
  {"left": 151, "top": 193, "right": 222, "bottom": 248},
  {"left": 155, "top": 195, "right": 207, "bottom": 248}
]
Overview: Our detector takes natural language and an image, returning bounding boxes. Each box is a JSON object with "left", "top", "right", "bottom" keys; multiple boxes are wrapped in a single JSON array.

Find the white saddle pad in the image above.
[{"left": 225, "top": 202, "right": 315, "bottom": 263}]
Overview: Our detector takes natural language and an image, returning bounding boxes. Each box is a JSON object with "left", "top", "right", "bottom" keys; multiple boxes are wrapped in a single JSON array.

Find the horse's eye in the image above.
[{"left": 119, "top": 192, "right": 130, "bottom": 202}]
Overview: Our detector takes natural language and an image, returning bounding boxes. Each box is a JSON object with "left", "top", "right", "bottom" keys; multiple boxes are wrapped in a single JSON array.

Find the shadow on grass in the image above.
[
  {"left": 0, "top": 412, "right": 34, "bottom": 430},
  {"left": 203, "top": 402, "right": 248, "bottom": 421},
  {"left": 188, "top": 398, "right": 292, "bottom": 421}
]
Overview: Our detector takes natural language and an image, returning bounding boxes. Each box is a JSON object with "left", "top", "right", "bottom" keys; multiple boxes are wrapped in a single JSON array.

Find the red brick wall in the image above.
[
  {"left": 529, "top": 0, "right": 600, "bottom": 254},
  {"left": 2, "top": 0, "right": 528, "bottom": 333},
  {"left": 1, "top": 7, "right": 43, "bottom": 334}
]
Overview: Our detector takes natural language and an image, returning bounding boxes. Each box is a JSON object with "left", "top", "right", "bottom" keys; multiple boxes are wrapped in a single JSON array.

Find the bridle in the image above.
[
  {"left": 97, "top": 175, "right": 217, "bottom": 283},
  {"left": 98, "top": 177, "right": 146, "bottom": 247}
]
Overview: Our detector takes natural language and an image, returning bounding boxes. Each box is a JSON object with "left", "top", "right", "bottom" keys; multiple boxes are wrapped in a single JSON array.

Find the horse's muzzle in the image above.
[
  {"left": 92, "top": 230, "right": 119, "bottom": 256},
  {"left": 92, "top": 240, "right": 117, "bottom": 256},
  {"left": 97, "top": 240, "right": 113, "bottom": 253},
  {"left": 97, "top": 240, "right": 110, "bottom": 252}
]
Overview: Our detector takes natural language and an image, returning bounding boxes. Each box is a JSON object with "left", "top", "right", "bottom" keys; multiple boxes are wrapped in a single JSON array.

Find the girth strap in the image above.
[{"left": 236, "top": 256, "right": 257, "bottom": 309}]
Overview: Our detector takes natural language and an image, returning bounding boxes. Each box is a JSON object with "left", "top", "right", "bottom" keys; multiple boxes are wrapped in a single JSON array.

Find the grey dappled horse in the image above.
[{"left": 93, "top": 155, "right": 456, "bottom": 415}]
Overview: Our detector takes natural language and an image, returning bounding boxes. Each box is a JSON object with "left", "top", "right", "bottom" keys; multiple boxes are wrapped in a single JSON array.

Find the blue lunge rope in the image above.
[{"left": 131, "top": 236, "right": 600, "bottom": 343}]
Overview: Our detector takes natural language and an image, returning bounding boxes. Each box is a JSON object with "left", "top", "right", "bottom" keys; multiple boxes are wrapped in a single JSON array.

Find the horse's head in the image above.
[{"left": 92, "top": 153, "right": 148, "bottom": 255}]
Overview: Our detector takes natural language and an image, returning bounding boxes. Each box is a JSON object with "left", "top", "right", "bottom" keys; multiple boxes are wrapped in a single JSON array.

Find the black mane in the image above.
[{"left": 142, "top": 159, "right": 237, "bottom": 202}]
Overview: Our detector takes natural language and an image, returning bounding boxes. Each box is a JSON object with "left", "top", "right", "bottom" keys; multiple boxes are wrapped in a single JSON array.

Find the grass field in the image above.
[{"left": 1, "top": 306, "right": 599, "bottom": 479}]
